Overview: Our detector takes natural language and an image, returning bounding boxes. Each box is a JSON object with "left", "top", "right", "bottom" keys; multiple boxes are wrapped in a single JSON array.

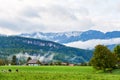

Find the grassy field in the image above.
[{"left": 0, "top": 66, "right": 120, "bottom": 80}]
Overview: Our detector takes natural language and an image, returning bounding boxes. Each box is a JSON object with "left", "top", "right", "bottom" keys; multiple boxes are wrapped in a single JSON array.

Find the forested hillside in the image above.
[{"left": 0, "top": 36, "right": 92, "bottom": 63}]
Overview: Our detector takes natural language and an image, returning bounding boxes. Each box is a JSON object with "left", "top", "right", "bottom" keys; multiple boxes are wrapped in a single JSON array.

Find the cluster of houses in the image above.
[{"left": 27, "top": 59, "right": 75, "bottom": 66}]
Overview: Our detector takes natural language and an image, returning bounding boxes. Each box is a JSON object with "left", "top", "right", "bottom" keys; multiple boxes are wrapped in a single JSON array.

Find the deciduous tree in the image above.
[
  {"left": 114, "top": 45, "right": 120, "bottom": 68},
  {"left": 0, "top": 59, "right": 4, "bottom": 65},
  {"left": 90, "top": 45, "right": 117, "bottom": 72}
]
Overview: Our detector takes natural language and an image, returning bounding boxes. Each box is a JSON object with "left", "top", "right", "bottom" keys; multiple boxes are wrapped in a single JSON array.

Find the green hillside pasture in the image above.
[{"left": 0, "top": 66, "right": 120, "bottom": 80}]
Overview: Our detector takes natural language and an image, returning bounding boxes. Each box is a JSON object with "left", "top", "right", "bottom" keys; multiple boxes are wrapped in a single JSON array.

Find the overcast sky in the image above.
[{"left": 0, "top": 0, "right": 120, "bottom": 35}]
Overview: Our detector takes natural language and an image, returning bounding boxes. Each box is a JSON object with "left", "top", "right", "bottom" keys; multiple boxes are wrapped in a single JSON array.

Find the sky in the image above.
[{"left": 0, "top": 0, "right": 120, "bottom": 35}]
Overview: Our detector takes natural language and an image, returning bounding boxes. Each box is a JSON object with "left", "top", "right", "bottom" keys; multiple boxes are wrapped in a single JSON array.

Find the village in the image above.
[{"left": 27, "top": 59, "right": 75, "bottom": 66}]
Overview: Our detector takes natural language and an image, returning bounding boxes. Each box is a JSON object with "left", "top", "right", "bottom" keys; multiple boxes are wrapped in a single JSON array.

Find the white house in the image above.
[{"left": 27, "top": 59, "right": 40, "bottom": 66}]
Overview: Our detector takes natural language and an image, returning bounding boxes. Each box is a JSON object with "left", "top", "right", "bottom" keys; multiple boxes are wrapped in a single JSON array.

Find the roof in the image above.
[
  {"left": 61, "top": 62, "right": 67, "bottom": 65},
  {"left": 27, "top": 59, "right": 39, "bottom": 64}
]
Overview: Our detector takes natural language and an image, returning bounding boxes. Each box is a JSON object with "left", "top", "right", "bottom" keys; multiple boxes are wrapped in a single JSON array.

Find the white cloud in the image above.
[
  {"left": 0, "top": 0, "right": 120, "bottom": 34},
  {"left": 0, "top": 27, "right": 18, "bottom": 35},
  {"left": 65, "top": 38, "right": 120, "bottom": 50}
]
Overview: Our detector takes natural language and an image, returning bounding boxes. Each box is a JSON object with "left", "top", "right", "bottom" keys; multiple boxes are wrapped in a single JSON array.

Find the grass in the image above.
[{"left": 0, "top": 66, "right": 120, "bottom": 80}]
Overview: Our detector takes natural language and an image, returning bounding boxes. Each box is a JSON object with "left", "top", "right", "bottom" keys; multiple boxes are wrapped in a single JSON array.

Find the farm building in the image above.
[
  {"left": 27, "top": 59, "right": 40, "bottom": 66},
  {"left": 69, "top": 64, "right": 74, "bottom": 66},
  {"left": 61, "top": 62, "right": 67, "bottom": 66}
]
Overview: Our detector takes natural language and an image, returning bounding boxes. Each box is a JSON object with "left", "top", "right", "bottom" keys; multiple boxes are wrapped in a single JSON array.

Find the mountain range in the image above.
[
  {"left": 19, "top": 30, "right": 120, "bottom": 50},
  {"left": 0, "top": 30, "right": 119, "bottom": 64}
]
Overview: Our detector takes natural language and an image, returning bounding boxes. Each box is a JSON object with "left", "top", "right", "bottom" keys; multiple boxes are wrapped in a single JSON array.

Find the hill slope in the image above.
[{"left": 0, "top": 36, "right": 92, "bottom": 63}]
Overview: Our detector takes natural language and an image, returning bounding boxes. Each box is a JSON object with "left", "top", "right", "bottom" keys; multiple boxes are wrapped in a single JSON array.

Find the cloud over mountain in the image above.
[{"left": 65, "top": 38, "right": 120, "bottom": 50}]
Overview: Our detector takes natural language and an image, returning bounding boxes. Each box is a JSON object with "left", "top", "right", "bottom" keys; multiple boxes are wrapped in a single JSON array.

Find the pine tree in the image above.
[
  {"left": 27, "top": 57, "right": 32, "bottom": 62},
  {"left": 11, "top": 55, "right": 17, "bottom": 65}
]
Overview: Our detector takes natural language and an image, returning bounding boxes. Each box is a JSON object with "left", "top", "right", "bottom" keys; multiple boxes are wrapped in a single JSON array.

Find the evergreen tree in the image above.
[
  {"left": 11, "top": 55, "right": 17, "bottom": 65},
  {"left": 27, "top": 57, "right": 32, "bottom": 62},
  {"left": 90, "top": 45, "right": 117, "bottom": 72}
]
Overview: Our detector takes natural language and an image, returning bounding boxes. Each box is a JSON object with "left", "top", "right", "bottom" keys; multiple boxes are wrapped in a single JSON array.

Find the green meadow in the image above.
[{"left": 0, "top": 66, "right": 120, "bottom": 80}]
